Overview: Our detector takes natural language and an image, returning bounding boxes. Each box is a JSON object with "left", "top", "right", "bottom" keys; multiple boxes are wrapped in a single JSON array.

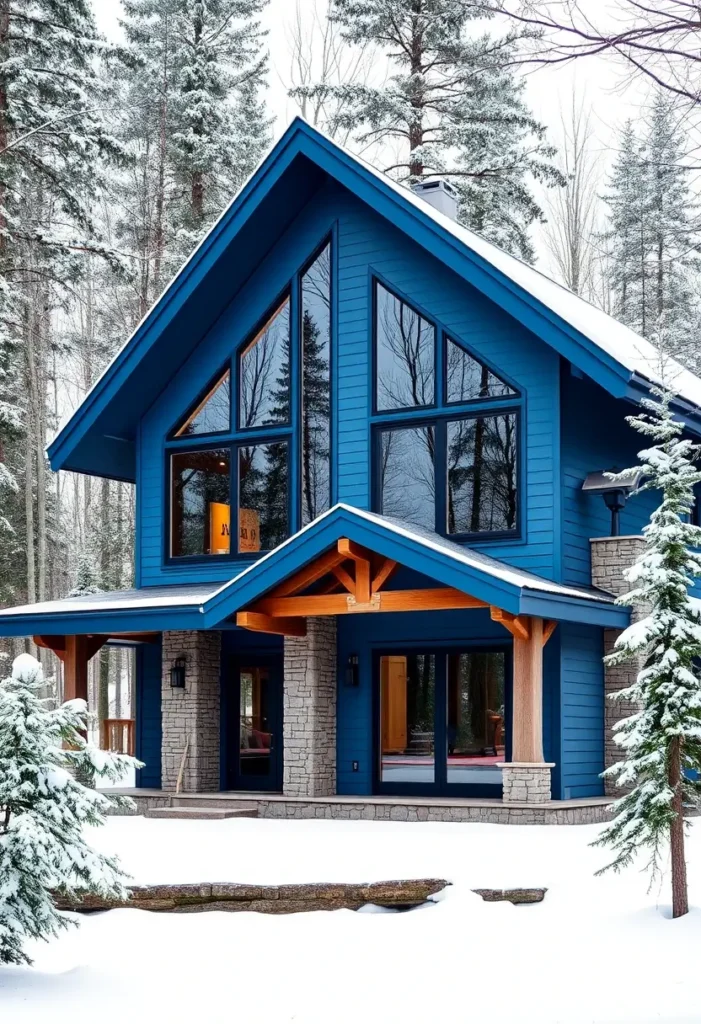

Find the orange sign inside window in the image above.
[
  {"left": 209, "top": 503, "right": 260, "bottom": 554},
  {"left": 239, "top": 508, "right": 260, "bottom": 553}
]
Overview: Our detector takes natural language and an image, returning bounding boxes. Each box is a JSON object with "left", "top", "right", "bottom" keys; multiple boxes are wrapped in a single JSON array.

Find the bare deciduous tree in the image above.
[
  {"left": 542, "top": 93, "right": 601, "bottom": 298},
  {"left": 467, "top": 1, "right": 701, "bottom": 105}
]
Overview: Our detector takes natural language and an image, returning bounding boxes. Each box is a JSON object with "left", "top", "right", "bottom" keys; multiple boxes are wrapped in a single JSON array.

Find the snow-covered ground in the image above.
[{"left": 3, "top": 815, "right": 701, "bottom": 1023}]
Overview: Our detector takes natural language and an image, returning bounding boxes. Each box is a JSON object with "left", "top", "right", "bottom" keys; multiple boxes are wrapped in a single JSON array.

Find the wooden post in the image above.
[
  {"left": 63, "top": 634, "right": 89, "bottom": 704},
  {"left": 511, "top": 616, "right": 545, "bottom": 763}
]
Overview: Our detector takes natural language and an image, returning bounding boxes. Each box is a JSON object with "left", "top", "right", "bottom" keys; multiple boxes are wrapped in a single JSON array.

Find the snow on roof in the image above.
[
  {"left": 340, "top": 139, "right": 701, "bottom": 410},
  {"left": 219, "top": 503, "right": 615, "bottom": 606},
  {"left": 0, "top": 583, "right": 219, "bottom": 618}
]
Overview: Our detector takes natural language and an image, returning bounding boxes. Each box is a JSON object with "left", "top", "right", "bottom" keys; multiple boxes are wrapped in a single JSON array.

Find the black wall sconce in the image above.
[
  {"left": 582, "top": 469, "right": 643, "bottom": 537},
  {"left": 170, "top": 655, "right": 186, "bottom": 689},
  {"left": 344, "top": 654, "right": 359, "bottom": 687}
]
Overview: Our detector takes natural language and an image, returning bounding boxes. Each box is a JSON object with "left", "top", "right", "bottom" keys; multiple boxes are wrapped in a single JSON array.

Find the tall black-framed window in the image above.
[
  {"left": 166, "top": 237, "right": 332, "bottom": 562},
  {"left": 372, "top": 279, "right": 521, "bottom": 540}
]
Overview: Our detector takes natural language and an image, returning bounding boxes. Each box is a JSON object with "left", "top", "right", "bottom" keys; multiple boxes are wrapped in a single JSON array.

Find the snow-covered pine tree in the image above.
[
  {"left": 593, "top": 386, "right": 701, "bottom": 919},
  {"left": 308, "top": 0, "right": 563, "bottom": 260},
  {"left": 0, "top": 654, "right": 138, "bottom": 965},
  {"left": 0, "top": 0, "right": 128, "bottom": 614},
  {"left": 117, "top": 0, "right": 271, "bottom": 299},
  {"left": 68, "top": 552, "right": 102, "bottom": 598},
  {"left": 603, "top": 96, "right": 700, "bottom": 370}
]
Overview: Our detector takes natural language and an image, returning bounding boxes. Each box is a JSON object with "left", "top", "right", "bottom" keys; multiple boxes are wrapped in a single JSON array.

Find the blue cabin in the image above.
[{"left": 4, "top": 119, "right": 701, "bottom": 821}]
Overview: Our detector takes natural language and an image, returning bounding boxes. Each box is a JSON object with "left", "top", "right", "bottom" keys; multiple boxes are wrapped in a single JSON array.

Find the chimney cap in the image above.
[{"left": 410, "top": 179, "right": 459, "bottom": 220}]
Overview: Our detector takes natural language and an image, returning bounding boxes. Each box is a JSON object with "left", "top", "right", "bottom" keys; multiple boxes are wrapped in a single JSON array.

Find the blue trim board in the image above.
[{"left": 47, "top": 118, "right": 701, "bottom": 483}]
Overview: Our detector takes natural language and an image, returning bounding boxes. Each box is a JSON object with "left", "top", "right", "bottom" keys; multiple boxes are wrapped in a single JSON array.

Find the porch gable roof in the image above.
[{"left": 203, "top": 505, "right": 628, "bottom": 628}]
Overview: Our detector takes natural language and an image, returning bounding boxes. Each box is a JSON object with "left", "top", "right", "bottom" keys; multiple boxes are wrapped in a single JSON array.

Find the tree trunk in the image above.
[{"left": 669, "top": 737, "right": 688, "bottom": 918}]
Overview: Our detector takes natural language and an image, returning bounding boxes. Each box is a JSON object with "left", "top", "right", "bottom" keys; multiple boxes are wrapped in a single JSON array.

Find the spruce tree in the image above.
[
  {"left": 308, "top": 0, "right": 562, "bottom": 260},
  {"left": 603, "top": 96, "right": 700, "bottom": 369},
  {"left": 120, "top": 0, "right": 271, "bottom": 276},
  {"left": 0, "top": 654, "right": 137, "bottom": 965},
  {"left": 593, "top": 387, "right": 701, "bottom": 919}
]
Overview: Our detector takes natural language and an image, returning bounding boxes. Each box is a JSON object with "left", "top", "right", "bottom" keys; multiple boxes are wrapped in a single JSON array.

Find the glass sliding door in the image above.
[
  {"left": 377, "top": 647, "right": 508, "bottom": 795},
  {"left": 446, "top": 651, "right": 505, "bottom": 787},
  {"left": 380, "top": 654, "right": 436, "bottom": 785}
]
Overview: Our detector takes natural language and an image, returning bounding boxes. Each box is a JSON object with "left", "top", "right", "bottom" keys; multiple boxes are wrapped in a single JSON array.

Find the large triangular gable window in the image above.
[
  {"left": 446, "top": 338, "right": 517, "bottom": 404},
  {"left": 174, "top": 369, "right": 231, "bottom": 437}
]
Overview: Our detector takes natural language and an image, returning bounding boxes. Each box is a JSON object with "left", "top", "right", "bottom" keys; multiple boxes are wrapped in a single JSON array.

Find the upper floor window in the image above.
[
  {"left": 168, "top": 239, "right": 332, "bottom": 561},
  {"left": 373, "top": 280, "right": 520, "bottom": 540}
]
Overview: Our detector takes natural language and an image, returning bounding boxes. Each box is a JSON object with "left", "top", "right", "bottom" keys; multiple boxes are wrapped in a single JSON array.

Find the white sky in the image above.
[{"left": 92, "top": 0, "right": 655, "bottom": 274}]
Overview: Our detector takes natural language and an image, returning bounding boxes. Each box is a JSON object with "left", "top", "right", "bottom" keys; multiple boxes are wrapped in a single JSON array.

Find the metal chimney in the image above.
[{"left": 410, "top": 179, "right": 459, "bottom": 221}]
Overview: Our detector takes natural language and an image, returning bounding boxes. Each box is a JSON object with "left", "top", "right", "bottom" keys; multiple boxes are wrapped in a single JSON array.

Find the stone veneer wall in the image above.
[
  {"left": 283, "top": 617, "right": 337, "bottom": 797},
  {"left": 591, "top": 536, "right": 646, "bottom": 796},
  {"left": 161, "top": 630, "right": 221, "bottom": 792}
]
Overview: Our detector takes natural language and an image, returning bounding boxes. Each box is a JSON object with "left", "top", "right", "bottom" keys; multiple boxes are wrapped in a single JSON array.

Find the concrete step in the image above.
[
  {"left": 170, "top": 796, "right": 264, "bottom": 811},
  {"left": 144, "top": 806, "right": 258, "bottom": 820}
]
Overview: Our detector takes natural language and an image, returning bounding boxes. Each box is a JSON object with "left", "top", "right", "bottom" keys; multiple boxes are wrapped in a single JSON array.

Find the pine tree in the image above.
[
  {"left": 120, "top": 0, "right": 271, "bottom": 275},
  {"left": 0, "top": 654, "right": 138, "bottom": 965},
  {"left": 603, "top": 96, "right": 700, "bottom": 369},
  {"left": 68, "top": 552, "right": 102, "bottom": 597},
  {"left": 310, "top": 0, "right": 562, "bottom": 260},
  {"left": 593, "top": 387, "right": 701, "bottom": 919}
]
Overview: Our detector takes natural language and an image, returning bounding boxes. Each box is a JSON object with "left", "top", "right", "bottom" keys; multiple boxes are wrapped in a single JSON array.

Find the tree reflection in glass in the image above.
[
  {"left": 447, "top": 414, "right": 517, "bottom": 534},
  {"left": 239, "top": 297, "right": 291, "bottom": 429},
  {"left": 301, "top": 245, "right": 331, "bottom": 525},
  {"left": 238, "top": 442, "right": 289, "bottom": 551},
  {"left": 376, "top": 283, "right": 435, "bottom": 411},
  {"left": 379, "top": 425, "right": 435, "bottom": 529}
]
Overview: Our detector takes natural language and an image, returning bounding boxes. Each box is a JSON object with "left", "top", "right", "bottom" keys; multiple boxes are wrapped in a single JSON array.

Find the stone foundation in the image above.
[
  {"left": 500, "top": 763, "right": 554, "bottom": 804},
  {"left": 283, "top": 618, "right": 337, "bottom": 797},
  {"left": 591, "top": 536, "right": 646, "bottom": 796},
  {"left": 109, "top": 791, "right": 613, "bottom": 825},
  {"left": 161, "top": 630, "right": 221, "bottom": 792}
]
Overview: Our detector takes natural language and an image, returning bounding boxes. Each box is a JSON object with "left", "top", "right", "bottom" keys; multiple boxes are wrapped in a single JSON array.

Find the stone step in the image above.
[
  {"left": 144, "top": 806, "right": 258, "bottom": 820},
  {"left": 170, "top": 796, "right": 264, "bottom": 811}
]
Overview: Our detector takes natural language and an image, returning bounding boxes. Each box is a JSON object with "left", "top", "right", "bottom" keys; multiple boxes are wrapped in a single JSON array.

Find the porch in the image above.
[
  {"left": 0, "top": 506, "right": 633, "bottom": 817},
  {"left": 107, "top": 788, "right": 614, "bottom": 826}
]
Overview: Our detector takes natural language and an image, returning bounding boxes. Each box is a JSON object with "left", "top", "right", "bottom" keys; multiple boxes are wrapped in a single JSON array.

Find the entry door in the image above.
[
  {"left": 227, "top": 656, "right": 283, "bottom": 791},
  {"left": 376, "top": 648, "right": 509, "bottom": 797}
]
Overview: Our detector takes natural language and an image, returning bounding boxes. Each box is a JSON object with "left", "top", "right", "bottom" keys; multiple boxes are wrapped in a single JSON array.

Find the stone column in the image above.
[
  {"left": 161, "top": 630, "right": 221, "bottom": 793},
  {"left": 283, "top": 617, "right": 337, "bottom": 797},
  {"left": 500, "top": 762, "right": 555, "bottom": 804},
  {"left": 591, "top": 535, "right": 646, "bottom": 796}
]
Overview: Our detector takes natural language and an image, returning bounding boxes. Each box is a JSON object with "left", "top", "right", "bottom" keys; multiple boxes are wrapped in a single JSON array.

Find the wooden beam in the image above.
[
  {"left": 236, "top": 611, "right": 306, "bottom": 637},
  {"left": 371, "top": 558, "right": 398, "bottom": 594},
  {"left": 512, "top": 616, "right": 545, "bottom": 763},
  {"left": 490, "top": 607, "right": 531, "bottom": 642},
  {"left": 251, "top": 588, "right": 487, "bottom": 618},
  {"left": 543, "top": 621, "right": 557, "bottom": 646},
  {"left": 35, "top": 635, "right": 66, "bottom": 661},
  {"left": 332, "top": 564, "right": 357, "bottom": 595},
  {"left": 338, "top": 538, "right": 371, "bottom": 603},
  {"left": 268, "top": 548, "right": 346, "bottom": 598},
  {"left": 63, "top": 635, "right": 90, "bottom": 704}
]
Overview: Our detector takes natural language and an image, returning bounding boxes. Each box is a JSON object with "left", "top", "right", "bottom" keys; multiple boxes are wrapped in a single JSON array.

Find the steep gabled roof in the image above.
[{"left": 49, "top": 118, "right": 701, "bottom": 481}]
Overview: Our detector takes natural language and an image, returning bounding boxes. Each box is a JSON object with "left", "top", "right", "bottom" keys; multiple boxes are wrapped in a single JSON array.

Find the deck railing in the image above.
[{"left": 99, "top": 718, "right": 135, "bottom": 756}]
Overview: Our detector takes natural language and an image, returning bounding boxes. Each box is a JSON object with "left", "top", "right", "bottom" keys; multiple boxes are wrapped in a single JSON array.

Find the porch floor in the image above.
[{"left": 106, "top": 788, "right": 613, "bottom": 825}]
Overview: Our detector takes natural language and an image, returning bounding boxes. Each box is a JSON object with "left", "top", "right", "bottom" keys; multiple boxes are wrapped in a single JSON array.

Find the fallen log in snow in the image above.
[{"left": 54, "top": 880, "right": 548, "bottom": 913}]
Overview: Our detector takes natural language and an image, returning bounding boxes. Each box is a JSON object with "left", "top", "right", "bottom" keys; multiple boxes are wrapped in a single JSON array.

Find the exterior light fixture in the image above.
[
  {"left": 582, "top": 469, "right": 644, "bottom": 537},
  {"left": 170, "top": 656, "right": 186, "bottom": 689},
  {"left": 344, "top": 654, "right": 359, "bottom": 687}
]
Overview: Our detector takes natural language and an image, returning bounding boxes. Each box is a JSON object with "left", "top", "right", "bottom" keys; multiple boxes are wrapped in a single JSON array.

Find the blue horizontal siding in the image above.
[
  {"left": 558, "top": 622, "right": 604, "bottom": 798},
  {"left": 560, "top": 371, "right": 657, "bottom": 587}
]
